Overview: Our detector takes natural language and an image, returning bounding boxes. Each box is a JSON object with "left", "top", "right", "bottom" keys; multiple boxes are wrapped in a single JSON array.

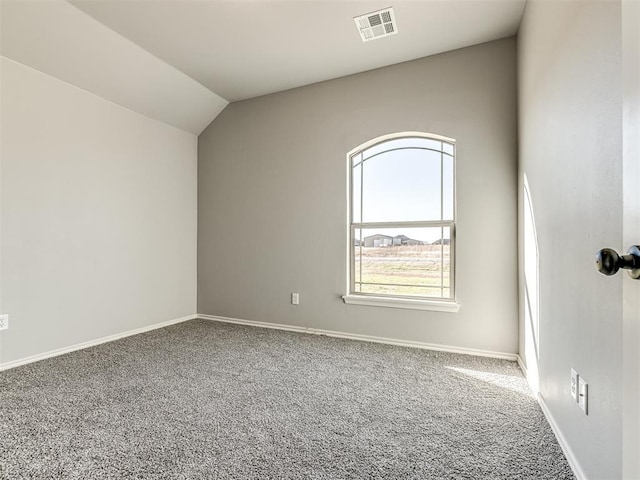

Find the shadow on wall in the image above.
[{"left": 523, "top": 173, "right": 540, "bottom": 394}]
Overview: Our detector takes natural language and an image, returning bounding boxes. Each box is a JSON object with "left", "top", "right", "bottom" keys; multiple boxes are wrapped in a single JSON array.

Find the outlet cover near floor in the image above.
[
  {"left": 0, "top": 314, "right": 8, "bottom": 331},
  {"left": 570, "top": 368, "right": 579, "bottom": 402},
  {"left": 578, "top": 376, "right": 588, "bottom": 415}
]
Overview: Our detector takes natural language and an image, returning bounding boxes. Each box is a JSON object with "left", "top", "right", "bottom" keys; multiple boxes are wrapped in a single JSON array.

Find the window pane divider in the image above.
[
  {"left": 356, "top": 282, "right": 450, "bottom": 288},
  {"left": 358, "top": 146, "right": 454, "bottom": 165},
  {"left": 352, "top": 220, "right": 454, "bottom": 229}
]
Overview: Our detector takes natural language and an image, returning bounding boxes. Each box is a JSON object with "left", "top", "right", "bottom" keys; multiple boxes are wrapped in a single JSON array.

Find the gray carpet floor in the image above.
[{"left": 0, "top": 319, "right": 573, "bottom": 479}]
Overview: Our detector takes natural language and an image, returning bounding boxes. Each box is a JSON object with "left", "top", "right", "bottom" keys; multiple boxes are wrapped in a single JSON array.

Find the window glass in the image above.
[
  {"left": 442, "top": 155, "right": 454, "bottom": 221},
  {"left": 362, "top": 149, "right": 441, "bottom": 223},
  {"left": 353, "top": 226, "right": 451, "bottom": 298},
  {"left": 352, "top": 162, "right": 362, "bottom": 223}
]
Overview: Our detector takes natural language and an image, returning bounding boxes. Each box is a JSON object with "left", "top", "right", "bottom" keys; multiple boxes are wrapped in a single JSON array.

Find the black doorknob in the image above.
[{"left": 595, "top": 246, "right": 640, "bottom": 279}]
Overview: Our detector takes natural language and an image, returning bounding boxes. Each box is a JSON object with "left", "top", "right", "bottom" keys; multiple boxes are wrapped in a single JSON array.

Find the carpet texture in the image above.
[{"left": 0, "top": 320, "right": 573, "bottom": 479}]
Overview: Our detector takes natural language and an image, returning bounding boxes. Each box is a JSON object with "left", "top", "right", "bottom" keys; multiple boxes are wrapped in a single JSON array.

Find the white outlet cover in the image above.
[
  {"left": 291, "top": 293, "right": 299, "bottom": 305},
  {"left": 570, "top": 368, "right": 579, "bottom": 402},
  {"left": 0, "top": 314, "right": 8, "bottom": 331},
  {"left": 578, "top": 377, "right": 588, "bottom": 415}
]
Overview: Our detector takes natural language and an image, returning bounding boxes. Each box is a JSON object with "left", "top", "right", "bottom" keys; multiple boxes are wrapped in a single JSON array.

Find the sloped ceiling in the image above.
[
  {"left": 1, "top": 0, "right": 525, "bottom": 133},
  {"left": 0, "top": 0, "right": 228, "bottom": 135}
]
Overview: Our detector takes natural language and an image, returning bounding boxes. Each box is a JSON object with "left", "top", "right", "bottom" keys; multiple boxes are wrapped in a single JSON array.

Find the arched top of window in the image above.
[
  {"left": 350, "top": 132, "right": 455, "bottom": 168},
  {"left": 349, "top": 132, "right": 456, "bottom": 224}
]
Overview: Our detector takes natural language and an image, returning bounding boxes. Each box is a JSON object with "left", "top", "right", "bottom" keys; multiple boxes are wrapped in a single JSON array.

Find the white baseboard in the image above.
[
  {"left": 516, "top": 353, "right": 536, "bottom": 391},
  {"left": 538, "top": 393, "right": 587, "bottom": 480},
  {"left": 198, "top": 314, "right": 519, "bottom": 361},
  {"left": 516, "top": 354, "right": 528, "bottom": 377},
  {"left": 517, "top": 356, "right": 583, "bottom": 478},
  {"left": 0, "top": 314, "right": 198, "bottom": 372}
]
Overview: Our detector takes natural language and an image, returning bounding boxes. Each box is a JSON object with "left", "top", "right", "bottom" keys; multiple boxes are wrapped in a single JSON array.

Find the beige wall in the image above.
[
  {"left": 518, "top": 1, "right": 622, "bottom": 477},
  {"left": 0, "top": 57, "right": 198, "bottom": 365},
  {"left": 198, "top": 38, "right": 518, "bottom": 355}
]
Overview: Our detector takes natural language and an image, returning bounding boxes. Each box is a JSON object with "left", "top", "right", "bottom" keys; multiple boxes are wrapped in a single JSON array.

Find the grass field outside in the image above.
[{"left": 354, "top": 244, "right": 451, "bottom": 298}]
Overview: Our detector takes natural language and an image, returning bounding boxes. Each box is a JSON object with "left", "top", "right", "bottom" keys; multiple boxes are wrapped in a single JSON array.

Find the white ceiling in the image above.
[
  {"left": 1, "top": 0, "right": 228, "bottom": 134},
  {"left": 1, "top": 0, "right": 525, "bottom": 133},
  {"left": 71, "top": 0, "right": 526, "bottom": 102}
]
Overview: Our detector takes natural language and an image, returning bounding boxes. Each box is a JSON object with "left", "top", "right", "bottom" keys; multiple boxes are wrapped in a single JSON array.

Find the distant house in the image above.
[
  {"left": 432, "top": 238, "right": 451, "bottom": 245},
  {"left": 363, "top": 234, "right": 423, "bottom": 247},
  {"left": 394, "top": 235, "right": 422, "bottom": 246},
  {"left": 363, "top": 234, "right": 393, "bottom": 247}
]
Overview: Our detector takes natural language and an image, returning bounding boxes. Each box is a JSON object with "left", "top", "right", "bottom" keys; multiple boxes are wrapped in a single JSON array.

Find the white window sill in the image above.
[{"left": 342, "top": 294, "right": 460, "bottom": 313}]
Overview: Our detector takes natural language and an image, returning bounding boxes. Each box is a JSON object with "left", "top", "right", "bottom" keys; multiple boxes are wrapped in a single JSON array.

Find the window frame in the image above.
[{"left": 343, "top": 131, "right": 460, "bottom": 312}]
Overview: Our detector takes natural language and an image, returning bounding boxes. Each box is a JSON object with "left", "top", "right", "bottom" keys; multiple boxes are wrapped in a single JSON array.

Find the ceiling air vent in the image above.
[{"left": 354, "top": 7, "right": 398, "bottom": 42}]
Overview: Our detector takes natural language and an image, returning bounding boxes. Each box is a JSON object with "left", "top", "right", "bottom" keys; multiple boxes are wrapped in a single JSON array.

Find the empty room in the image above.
[{"left": 1, "top": 0, "right": 639, "bottom": 478}]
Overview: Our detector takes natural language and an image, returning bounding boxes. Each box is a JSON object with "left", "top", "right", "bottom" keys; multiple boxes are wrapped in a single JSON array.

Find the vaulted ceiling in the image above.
[{"left": 1, "top": 0, "right": 526, "bottom": 134}]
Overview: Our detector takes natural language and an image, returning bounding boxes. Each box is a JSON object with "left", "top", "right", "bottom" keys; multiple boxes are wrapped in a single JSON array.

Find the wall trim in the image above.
[
  {"left": 342, "top": 294, "right": 461, "bottom": 312},
  {"left": 198, "top": 314, "right": 518, "bottom": 361},
  {"left": 516, "top": 354, "right": 528, "bottom": 377},
  {"left": 537, "top": 393, "right": 588, "bottom": 480},
  {"left": 0, "top": 314, "right": 198, "bottom": 372},
  {"left": 518, "top": 355, "right": 584, "bottom": 479},
  {"left": 516, "top": 354, "right": 538, "bottom": 394}
]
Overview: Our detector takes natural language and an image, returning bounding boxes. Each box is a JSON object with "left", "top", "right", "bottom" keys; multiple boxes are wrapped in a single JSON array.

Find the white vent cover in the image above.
[{"left": 354, "top": 7, "right": 398, "bottom": 42}]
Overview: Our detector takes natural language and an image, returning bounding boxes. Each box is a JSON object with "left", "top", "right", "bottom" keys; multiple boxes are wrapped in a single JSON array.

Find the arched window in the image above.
[{"left": 343, "top": 132, "right": 457, "bottom": 310}]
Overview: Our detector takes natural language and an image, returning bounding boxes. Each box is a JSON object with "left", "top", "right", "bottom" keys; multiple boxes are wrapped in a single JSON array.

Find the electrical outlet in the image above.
[
  {"left": 570, "top": 368, "right": 579, "bottom": 402},
  {"left": 578, "top": 376, "right": 588, "bottom": 415},
  {"left": 291, "top": 293, "right": 299, "bottom": 305},
  {"left": 0, "top": 314, "right": 8, "bottom": 331}
]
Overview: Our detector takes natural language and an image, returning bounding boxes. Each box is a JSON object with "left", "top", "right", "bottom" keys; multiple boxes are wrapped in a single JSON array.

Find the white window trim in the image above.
[
  {"left": 342, "top": 294, "right": 461, "bottom": 312},
  {"left": 344, "top": 131, "right": 458, "bottom": 311}
]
